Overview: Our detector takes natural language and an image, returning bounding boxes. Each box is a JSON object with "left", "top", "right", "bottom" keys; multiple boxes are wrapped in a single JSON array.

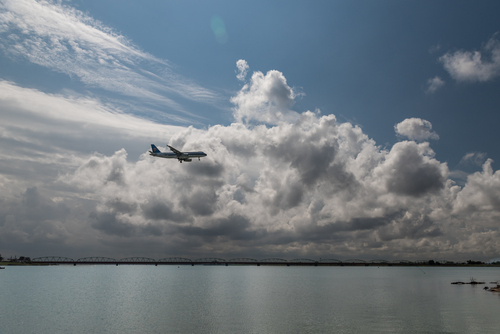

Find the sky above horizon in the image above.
[{"left": 1, "top": 0, "right": 500, "bottom": 261}]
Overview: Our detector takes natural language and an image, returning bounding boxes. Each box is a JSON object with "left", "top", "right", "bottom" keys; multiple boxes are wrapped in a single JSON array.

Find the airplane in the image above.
[{"left": 149, "top": 144, "right": 207, "bottom": 163}]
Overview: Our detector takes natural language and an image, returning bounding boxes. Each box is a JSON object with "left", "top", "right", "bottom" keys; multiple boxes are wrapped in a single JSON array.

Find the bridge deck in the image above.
[{"left": 30, "top": 260, "right": 422, "bottom": 266}]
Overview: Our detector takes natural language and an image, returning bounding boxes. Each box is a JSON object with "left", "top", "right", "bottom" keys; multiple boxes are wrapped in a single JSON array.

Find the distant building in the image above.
[{"left": 8, "top": 256, "right": 31, "bottom": 263}]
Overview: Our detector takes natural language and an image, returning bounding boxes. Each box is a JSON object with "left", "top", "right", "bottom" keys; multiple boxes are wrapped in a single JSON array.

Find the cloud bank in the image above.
[{"left": 2, "top": 61, "right": 500, "bottom": 261}]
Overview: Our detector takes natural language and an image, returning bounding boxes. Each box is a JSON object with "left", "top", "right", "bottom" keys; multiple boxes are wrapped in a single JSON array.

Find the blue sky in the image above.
[
  {"left": 70, "top": 0, "right": 500, "bottom": 168},
  {"left": 1, "top": 0, "right": 500, "bottom": 261}
]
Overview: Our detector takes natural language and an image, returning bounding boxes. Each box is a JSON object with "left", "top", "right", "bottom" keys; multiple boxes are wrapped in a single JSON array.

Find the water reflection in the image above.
[{"left": 1, "top": 266, "right": 499, "bottom": 333}]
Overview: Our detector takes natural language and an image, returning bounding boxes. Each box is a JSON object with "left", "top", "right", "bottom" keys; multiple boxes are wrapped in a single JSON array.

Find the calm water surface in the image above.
[{"left": 1, "top": 265, "right": 500, "bottom": 333}]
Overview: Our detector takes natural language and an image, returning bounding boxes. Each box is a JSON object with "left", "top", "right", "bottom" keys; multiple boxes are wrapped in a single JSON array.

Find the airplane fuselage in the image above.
[
  {"left": 149, "top": 144, "right": 207, "bottom": 162},
  {"left": 150, "top": 151, "right": 206, "bottom": 160}
]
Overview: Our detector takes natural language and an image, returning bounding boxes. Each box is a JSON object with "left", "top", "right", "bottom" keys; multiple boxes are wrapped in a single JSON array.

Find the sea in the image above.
[{"left": 1, "top": 265, "right": 499, "bottom": 333}]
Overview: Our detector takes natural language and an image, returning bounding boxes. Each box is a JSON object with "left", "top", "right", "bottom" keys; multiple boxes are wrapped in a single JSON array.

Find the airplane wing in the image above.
[{"left": 167, "top": 145, "right": 182, "bottom": 157}]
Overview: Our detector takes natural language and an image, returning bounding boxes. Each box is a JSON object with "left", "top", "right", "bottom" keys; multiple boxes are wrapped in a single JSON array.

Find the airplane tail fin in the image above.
[{"left": 151, "top": 144, "right": 161, "bottom": 153}]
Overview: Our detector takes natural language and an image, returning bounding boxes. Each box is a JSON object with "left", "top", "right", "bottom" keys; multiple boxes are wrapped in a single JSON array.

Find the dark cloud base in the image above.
[{"left": 2, "top": 116, "right": 499, "bottom": 262}]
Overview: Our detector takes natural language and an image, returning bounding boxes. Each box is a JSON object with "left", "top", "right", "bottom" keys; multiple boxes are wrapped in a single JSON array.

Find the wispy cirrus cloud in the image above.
[
  {"left": 0, "top": 80, "right": 183, "bottom": 182},
  {"left": 460, "top": 152, "right": 487, "bottom": 166},
  {"left": 0, "top": 0, "right": 221, "bottom": 122}
]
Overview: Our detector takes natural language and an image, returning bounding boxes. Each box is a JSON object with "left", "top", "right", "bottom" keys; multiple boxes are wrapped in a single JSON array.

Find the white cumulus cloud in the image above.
[
  {"left": 236, "top": 59, "right": 249, "bottom": 81},
  {"left": 440, "top": 34, "right": 500, "bottom": 82},
  {"left": 395, "top": 118, "right": 439, "bottom": 141},
  {"left": 425, "top": 76, "right": 445, "bottom": 93},
  {"left": 231, "top": 69, "right": 299, "bottom": 124}
]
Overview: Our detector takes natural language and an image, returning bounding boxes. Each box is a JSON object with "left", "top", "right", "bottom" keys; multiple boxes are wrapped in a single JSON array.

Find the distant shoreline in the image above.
[{"left": 2, "top": 261, "right": 500, "bottom": 267}]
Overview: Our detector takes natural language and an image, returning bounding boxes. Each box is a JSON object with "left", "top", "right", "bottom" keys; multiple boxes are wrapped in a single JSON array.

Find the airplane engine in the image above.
[{"left": 185, "top": 158, "right": 192, "bottom": 162}]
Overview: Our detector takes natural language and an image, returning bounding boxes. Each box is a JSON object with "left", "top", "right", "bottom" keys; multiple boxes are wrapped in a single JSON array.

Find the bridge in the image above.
[{"left": 29, "top": 256, "right": 424, "bottom": 266}]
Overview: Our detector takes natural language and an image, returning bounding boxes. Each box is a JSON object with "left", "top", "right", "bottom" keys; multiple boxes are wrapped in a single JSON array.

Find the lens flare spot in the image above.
[{"left": 210, "top": 15, "right": 228, "bottom": 44}]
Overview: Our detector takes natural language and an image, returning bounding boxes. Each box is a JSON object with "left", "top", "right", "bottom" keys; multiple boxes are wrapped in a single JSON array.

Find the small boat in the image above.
[{"left": 0, "top": 267, "right": 5, "bottom": 269}]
